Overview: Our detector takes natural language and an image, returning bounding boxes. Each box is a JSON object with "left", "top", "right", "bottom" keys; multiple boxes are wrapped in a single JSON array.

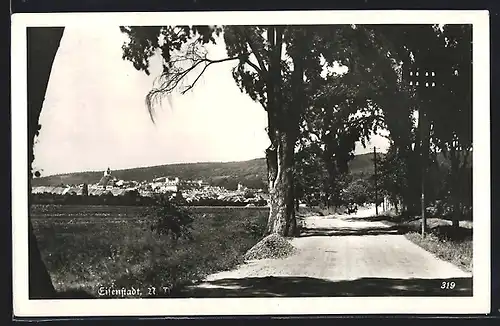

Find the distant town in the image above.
[{"left": 31, "top": 167, "right": 269, "bottom": 206}]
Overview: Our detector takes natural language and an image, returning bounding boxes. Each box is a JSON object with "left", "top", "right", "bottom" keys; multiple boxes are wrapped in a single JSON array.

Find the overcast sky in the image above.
[{"left": 33, "top": 26, "right": 389, "bottom": 176}]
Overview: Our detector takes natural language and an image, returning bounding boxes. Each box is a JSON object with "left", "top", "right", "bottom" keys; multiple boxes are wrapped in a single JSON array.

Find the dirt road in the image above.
[{"left": 177, "top": 207, "right": 472, "bottom": 297}]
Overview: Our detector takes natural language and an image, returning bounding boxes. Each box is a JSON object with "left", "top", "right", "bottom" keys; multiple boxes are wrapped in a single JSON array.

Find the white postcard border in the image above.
[{"left": 11, "top": 10, "right": 491, "bottom": 317}]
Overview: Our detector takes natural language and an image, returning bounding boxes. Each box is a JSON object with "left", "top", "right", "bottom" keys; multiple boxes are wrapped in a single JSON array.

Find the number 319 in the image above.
[{"left": 441, "top": 281, "right": 456, "bottom": 289}]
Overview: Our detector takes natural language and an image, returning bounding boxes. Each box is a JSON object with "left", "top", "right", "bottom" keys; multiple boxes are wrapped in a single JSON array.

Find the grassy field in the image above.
[{"left": 31, "top": 204, "right": 269, "bottom": 298}]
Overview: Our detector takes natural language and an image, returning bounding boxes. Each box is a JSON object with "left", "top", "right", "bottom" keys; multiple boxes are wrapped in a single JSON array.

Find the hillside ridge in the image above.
[{"left": 32, "top": 153, "right": 377, "bottom": 189}]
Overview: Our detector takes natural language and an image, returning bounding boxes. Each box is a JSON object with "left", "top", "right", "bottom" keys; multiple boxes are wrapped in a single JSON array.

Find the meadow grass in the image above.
[{"left": 31, "top": 205, "right": 269, "bottom": 298}]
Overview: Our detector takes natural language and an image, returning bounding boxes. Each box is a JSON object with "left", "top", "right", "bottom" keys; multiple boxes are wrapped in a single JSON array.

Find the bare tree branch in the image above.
[
  {"left": 244, "top": 58, "right": 263, "bottom": 75},
  {"left": 179, "top": 56, "right": 240, "bottom": 94},
  {"left": 240, "top": 27, "right": 268, "bottom": 76},
  {"left": 146, "top": 53, "right": 247, "bottom": 122}
]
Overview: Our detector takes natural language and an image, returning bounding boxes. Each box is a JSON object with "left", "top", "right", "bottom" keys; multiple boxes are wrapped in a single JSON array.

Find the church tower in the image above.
[{"left": 98, "top": 167, "right": 113, "bottom": 187}]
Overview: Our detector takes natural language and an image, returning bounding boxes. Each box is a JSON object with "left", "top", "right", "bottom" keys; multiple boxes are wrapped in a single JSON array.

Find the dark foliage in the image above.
[
  {"left": 144, "top": 196, "right": 195, "bottom": 244},
  {"left": 31, "top": 205, "right": 269, "bottom": 297}
]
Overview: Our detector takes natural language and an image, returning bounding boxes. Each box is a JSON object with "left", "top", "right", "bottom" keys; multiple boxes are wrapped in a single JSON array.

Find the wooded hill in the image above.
[
  {"left": 32, "top": 151, "right": 467, "bottom": 190},
  {"left": 32, "top": 153, "right": 377, "bottom": 190}
]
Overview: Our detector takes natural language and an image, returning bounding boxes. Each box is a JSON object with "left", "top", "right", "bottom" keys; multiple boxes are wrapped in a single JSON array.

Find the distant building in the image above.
[
  {"left": 31, "top": 185, "right": 71, "bottom": 195},
  {"left": 151, "top": 176, "right": 180, "bottom": 193},
  {"left": 179, "top": 179, "right": 208, "bottom": 190},
  {"left": 153, "top": 176, "right": 179, "bottom": 183},
  {"left": 97, "top": 167, "right": 115, "bottom": 188},
  {"left": 237, "top": 183, "right": 247, "bottom": 192},
  {"left": 150, "top": 177, "right": 208, "bottom": 193}
]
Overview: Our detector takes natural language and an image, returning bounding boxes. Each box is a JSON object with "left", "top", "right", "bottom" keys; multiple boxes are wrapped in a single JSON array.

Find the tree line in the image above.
[{"left": 118, "top": 24, "right": 471, "bottom": 233}]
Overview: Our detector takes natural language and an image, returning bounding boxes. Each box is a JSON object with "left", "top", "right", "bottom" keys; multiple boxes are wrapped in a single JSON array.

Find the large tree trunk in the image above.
[
  {"left": 266, "top": 131, "right": 297, "bottom": 236},
  {"left": 264, "top": 25, "right": 297, "bottom": 237},
  {"left": 264, "top": 26, "right": 280, "bottom": 235},
  {"left": 450, "top": 149, "right": 461, "bottom": 229},
  {"left": 419, "top": 107, "right": 431, "bottom": 235},
  {"left": 263, "top": 26, "right": 306, "bottom": 237},
  {"left": 27, "top": 27, "right": 64, "bottom": 298},
  {"left": 265, "top": 145, "right": 278, "bottom": 234},
  {"left": 293, "top": 179, "right": 302, "bottom": 212},
  {"left": 401, "top": 145, "right": 420, "bottom": 215},
  {"left": 322, "top": 141, "right": 337, "bottom": 208},
  {"left": 28, "top": 219, "right": 56, "bottom": 298},
  {"left": 295, "top": 194, "right": 300, "bottom": 213},
  {"left": 336, "top": 149, "right": 350, "bottom": 175},
  {"left": 265, "top": 115, "right": 297, "bottom": 237}
]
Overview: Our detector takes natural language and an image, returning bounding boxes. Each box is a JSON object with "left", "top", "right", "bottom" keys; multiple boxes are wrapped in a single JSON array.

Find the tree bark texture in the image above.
[
  {"left": 419, "top": 106, "right": 431, "bottom": 235},
  {"left": 266, "top": 131, "right": 297, "bottom": 236},
  {"left": 264, "top": 26, "right": 303, "bottom": 237},
  {"left": 265, "top": 145, "right": 278, "bottom": 234},
  {"left": 323, "top": 142, "right": 338, "bottom": 208},
  {"left": 27, "top": 27, "right": 64, "bottom": 298},
  {"left": 401, "top": 145, "right": 421, "bottom": 215}
]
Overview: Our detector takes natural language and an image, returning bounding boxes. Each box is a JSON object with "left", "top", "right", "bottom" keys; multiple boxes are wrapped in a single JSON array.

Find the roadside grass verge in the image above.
[
  {"left": 296, "top": 206, "right": 324, "bottom": 218},
  {"left": 405, "top": 231, "right": 472, "bottom": 273},
  {"left": 31, "top": 205, "right": 269, "bottom": 298},
  {"left": 362, "top": 211, "right": 473, "bottom": 273},
  {"left": 296, "top": 204, "right": 361, "bottom": 220},
  {"left": 295, "top": 206, "right": 325, "bottom": 232},
  {"left": 400, "top": 218, "right": 473, "bottom": 273}
]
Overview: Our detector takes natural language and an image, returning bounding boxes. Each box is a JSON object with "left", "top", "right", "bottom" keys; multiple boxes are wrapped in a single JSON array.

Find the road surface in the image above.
[{"left": 176, "top": 206, "right": 472, "bottom": 297}]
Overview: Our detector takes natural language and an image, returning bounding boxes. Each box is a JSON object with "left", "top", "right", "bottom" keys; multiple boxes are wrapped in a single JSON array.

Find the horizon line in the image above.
[
  {"left": 36, "top": 157, "right": 268, "bottom": 178},
  {"left": 35, "top": 152, "right": 381, "bottom": 178}
]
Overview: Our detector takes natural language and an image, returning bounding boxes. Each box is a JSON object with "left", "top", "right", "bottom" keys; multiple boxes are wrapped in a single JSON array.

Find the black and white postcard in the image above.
[{"left": 11, "top": 10, "right": 490, "bottom": 317}]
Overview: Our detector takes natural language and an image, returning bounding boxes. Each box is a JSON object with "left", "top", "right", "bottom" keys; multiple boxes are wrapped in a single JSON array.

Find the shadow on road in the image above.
[
  {"left": 35, "top": 276, "right": 473, "bottom": 299},
  {"left": 56, "top": 289, "right": 95, "bottom": 299},
  {"left": 342, "top": 216, "right": 473, "bottom": 239},
  {"left": 342, "top": 215, "right": 418, "bottom": 223},
  {"left": 174, "top": 276, "right": 472, "bottom": 298},
  {"left": 430, "top": 225, "right": 473, "bottom": 241},
  {"left": 299, "top": 226, "right": 404, "bottom": 237},
  {"left": 338, "top": 216, "right": 473, "bottom": 240},
  {"left": 30, "top": 288, "right": 96, "bottom": 299}
]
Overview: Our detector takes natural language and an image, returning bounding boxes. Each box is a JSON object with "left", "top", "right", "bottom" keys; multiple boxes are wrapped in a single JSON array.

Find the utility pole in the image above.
[
  {"left": 420, "top": 108, "right": 427, "bottom": 238},
  {"left": 407, "top": 64, "right": 435, "bottom": 238},
  {"left": 374, "top": 146, "right": 378, "bottom": 216}
]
